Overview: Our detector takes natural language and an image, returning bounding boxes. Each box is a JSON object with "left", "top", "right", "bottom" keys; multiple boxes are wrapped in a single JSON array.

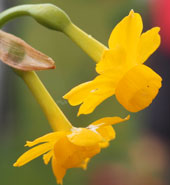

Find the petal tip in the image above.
[
  {"left": 13, "top": 162, "right": 19, "bottom": 167},
  {"left": 24, "top": 141, "right": 29, "bottom": 147},
  {"left": 57, "top": 179, "right": 63, "bottom": 185},
  {"left": 77, "top": 111, "right": 81, "bottom": 117},
  {"left": 62, "top": 95, "right": 66, "bottom": 99},
  {"left": 125, "top": 115, "right": 130, "bottom": 121},
  {"left": 43, "top": 158, "right": 49, "bottom": 165},
  {"left": 63, "top": 94, "right": 70, "bottom": 101},
  {"left": 24, "top": 141, "right": 32, "bottom": 147},
  {"left": 129, "top": 9, "right": 135, "bottom": 16},
  {"left": 155, "top": 27, "right": 161, "bottom": 33}
]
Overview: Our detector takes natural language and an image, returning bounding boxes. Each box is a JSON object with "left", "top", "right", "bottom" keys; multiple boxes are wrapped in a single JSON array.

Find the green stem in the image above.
[
  {"left": 15, "top": 70, "right": 72, "bottom": 132},
  {"left": 63, "top": 23, "right": 107, "bottom": 63},
  {"left": 0, "top": 5, "right": 31, "bottom": 28},
  {"left": 0, "top": 4, "right": 71, "bottom": 31},
  {"left": 0, "top": 4, "right": 107, "bottom": 63}
]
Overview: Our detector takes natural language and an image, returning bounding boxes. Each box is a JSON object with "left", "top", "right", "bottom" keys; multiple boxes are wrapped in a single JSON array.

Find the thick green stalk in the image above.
[
  {"left": 0, "top": 4, "right": 71, "bottom": 31},
  {"left": 0, "top": 4, "right": 107, "bottom": 62},
  {"left": 15, "top": 70, "right": 72, "bottom": 131},
  {"left": 0, "top": 5, "right": 31, "bottom": 28},
  {"left": 63, "top": 23, "right": 107, "bottom": 62}
]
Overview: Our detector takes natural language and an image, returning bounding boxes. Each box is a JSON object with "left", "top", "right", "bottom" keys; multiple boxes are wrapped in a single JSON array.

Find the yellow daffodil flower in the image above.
[
  {"left": 14, "top": 116, "right": 129, "bottom": 184},
  {"left": 64, "top": 10, "right": 162, "bottom": 115}
]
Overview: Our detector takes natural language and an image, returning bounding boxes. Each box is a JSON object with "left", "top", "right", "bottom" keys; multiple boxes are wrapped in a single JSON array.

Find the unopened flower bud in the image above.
[{"left": 0, "top": 4, "right": 71, "bottom": 31}]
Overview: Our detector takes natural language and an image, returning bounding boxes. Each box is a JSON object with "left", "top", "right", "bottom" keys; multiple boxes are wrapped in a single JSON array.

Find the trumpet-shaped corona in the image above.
[
  {"left": 14, "top": 116, "right": 129, "bottom": 184},
  {"left": 64, "top": 10, "right": 162, "bottom": 115}
]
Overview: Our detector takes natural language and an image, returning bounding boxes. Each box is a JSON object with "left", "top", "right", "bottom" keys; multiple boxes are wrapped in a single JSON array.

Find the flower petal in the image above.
[
  {"left": 88, "top": 116, "right": 130, "bottom": 146},
  {"left": 99, "top": 141, "right": 109, "bottom": 148},
  {"left": 53, "top": 136, "right": 81, "bottom": 167},
  {"left": 54, "top": 137, "right": 100, "bottom": 169},
  {"left": 67, "top": 127, "right": 103, "bottom": 146},
  {"left": 52, "top": 156, "right": 66, "bottom": 185},
  {"left": 96, "top": 47, "right": 126, "bottom": 75},
  {"left": 76, "top": 75, "right": 115, "bottom": 115},
  {"left": 13, "top": 142, "right": 53, "bottom": 167},
  {"left": 63, "top": 81, "right": 94, "bottom": 106},
  {"left": 78, "top": 89, "right": 114, "bottom": 116},
  {"left": 88, "top": 124, "right": 117, "bottom": 146},
  {"left": 43, "top": 150, "right": 53, "bottom": 165},
  {"left": 80, "top": 158, "right": 90, "bottom": 170},
  {"left": 64, "top": 75, "right": 115, "bottom": 115},
  {"left": 25, "top": 132, "right": 64, "bottom": 147},
  {"left": 108, "top": 10, "right": 143, "bottom": 63},
  {"left": 137, "top": 27, "right": 161, "bottom": 64},
  {"left": 90, "top": 115, "right": 130, "bottom": 127},
  {"left": 115, "top": 64, "right": 162, "bottom": 112},
  {"left": 96, "top": 126, "right": 116, "bottom": 142}
]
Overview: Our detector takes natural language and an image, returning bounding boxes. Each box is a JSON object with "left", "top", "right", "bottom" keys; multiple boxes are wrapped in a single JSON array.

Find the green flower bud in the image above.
[
  {"left": 28, "top": 4, "right": 71, "bottom": 31},
  {"left": 0, "top": 3, "right": 107, "bottom": 62},
  {"left": 0, "top": 4, "right": 71, "bottom": 31}
]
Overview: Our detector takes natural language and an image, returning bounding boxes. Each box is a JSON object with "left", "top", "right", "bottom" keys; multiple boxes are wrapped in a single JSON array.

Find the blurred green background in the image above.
[{"left": 0, "top": 0, "right": 168, "bottom": 185}]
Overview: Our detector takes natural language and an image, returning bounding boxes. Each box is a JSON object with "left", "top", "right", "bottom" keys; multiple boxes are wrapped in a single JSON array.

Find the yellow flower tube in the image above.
[{"left": 115, "top": 65, "right": 162, "bottom": 112}]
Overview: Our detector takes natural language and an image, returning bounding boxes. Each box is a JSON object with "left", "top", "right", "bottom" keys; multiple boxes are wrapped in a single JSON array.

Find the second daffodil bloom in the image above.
[
  {"left": 64, "top": 10, "right": 162, "bottom": 115},
  {"left": 14, "top": 116, "right": 129, "bottom": 185}
]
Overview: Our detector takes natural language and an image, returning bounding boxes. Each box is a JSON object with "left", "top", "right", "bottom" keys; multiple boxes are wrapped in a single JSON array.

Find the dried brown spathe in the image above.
[{"left": 0, "top": 30, "right": 55, "bottom": 71}]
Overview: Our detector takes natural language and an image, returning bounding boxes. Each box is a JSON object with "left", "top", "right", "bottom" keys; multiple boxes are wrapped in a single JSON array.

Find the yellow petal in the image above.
[
  {"left": 115, "top": 64, "right": 162, "bottom": 112},
  {"left": 78, "top": 89, "right": 114, "bottom": 115},
  {"left": 53, "top": 137, "right": 79, "bottom": 166},
  {"left": 80, "top": 158, "right": 90, "bottom": 170},
  {"left": 67, "top": 127, "right": 103, "bottom": 146},
  {"left": 64, "top": 145, "right": 100, "bottom": 169},
  {"left": 52, "top": 156, "right": 66, "bottom": 185},
  {"left": 90, "top": 115, "right": 130, "bottom": 127},
  {"left": 99, "top": 141, "right": 109, "bottom": 148},
  {"left": 77, "top": 75, "right": 115, "bottom": 115},
  {"left": 96, "top": 126, "right": 116, "bottom": 142},
  {"left": 89, "top": 116, "right": 130, "bottom": 146},
  {"left": 92, "top": 75, "right": 118, "bottom": 90},
  {"left": 13, "top": 142, "right": 53, "bottom": 167},
  {"left": 64, "top": 74, "right": 115, "bottom": 115},
  {"left": 53, "top": 137, "right": 100, "bottom": 169},
  {"left": 63, "top": 81, "right": 94, "bottom": 106},
  {"left": 88, "top": 124, "right": 117, "bottom": 145},
  {"left": 137, "top": 27, "right": 161, "bottom": 64},
  {"left": 108, "top": 10, "right": 143, "bottom": 62},
  {"left": 43, "top": 150, "right": 53, "bottom": 165},
  {"left": 25, "top": 132, "right": 64, "bottom": 147},
  {"left": 96, "top": 47, "right": 126, "bottom": 75}
]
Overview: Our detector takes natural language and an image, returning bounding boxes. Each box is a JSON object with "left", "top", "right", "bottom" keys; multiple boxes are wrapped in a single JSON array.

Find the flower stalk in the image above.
[
  {"left": 63, "top": 23, "right": 107, "bottom": 62},
  {"left": 0, "top": 3, "right": 107, "bottom": 62},
  {"left": 0, "top": 4, "right": 71, "bottom": 31},
  {"left": 15, "top": 70, "right": 72, "bottom": 132}
]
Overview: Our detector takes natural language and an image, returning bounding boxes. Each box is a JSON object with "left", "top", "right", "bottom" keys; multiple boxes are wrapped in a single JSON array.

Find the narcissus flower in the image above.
[
  {"left": 64, "top": 10, "right": 162, "bottom": 115},
  {"left": 14, "top": 116, "right": 129, "bottom": 184}
]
